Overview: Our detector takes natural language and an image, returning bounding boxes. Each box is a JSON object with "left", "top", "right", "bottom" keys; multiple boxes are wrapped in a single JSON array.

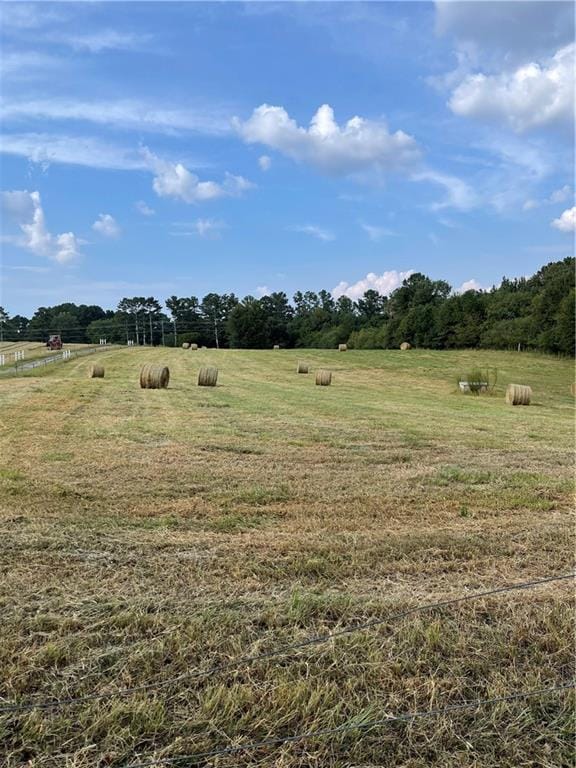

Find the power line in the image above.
[
  {"left": 0, "top": 573, "right": 571, "bottom": 714},
  {"left": 126, "top": 682, "right": 575, "bottom": 767}
]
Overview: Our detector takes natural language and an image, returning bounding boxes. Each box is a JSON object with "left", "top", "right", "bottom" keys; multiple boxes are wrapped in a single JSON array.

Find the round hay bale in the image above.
[
  {"left": 400, "top": 342, "right": 411, "bottom": 351},
  {"left": 182, "top": 342, "right": 190, "bottom": 349},
  {"left": 88, "top": 364, "right": 105, "bottom": 379},
  {"left": 190, "top": 343, "right": 198, "bottom": 351},
  {"left": 505, "top": 383, "right": 532, "bottom": 406},
  {"left": 273, "top": 344, "right": 280, "bottom": 350},
  {"left": 315, "top": 369, "right": 332, "bottom": 386},
  {"left": 571, "top": 382, "right": 576, "bottom": 396},
  {"left": 140, "top": 364, "right": 170, "bottom": 389},
  {"left": 198, "top": 366, "right": 218, "bottom": 387},
  {"left": 201, "top": 346, "right": 207, "bottom": 350},
  {"left": 338, "top": 344, "right": 347, "bottom": 352},
  {"left": 296, "top": 361, "right": 309, "bottom": 374}
]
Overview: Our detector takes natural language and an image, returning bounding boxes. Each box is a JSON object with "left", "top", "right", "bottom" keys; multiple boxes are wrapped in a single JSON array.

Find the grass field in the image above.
[
  {"left": 0, "top": 347, "right": 574, "bottom": 767},
  {"left": 0, "top": 343, "right": 97, "bottom": 369}
]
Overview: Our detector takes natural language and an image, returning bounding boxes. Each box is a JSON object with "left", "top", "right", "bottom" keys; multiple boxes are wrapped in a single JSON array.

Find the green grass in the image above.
[{"left": 0, "top": 347, "right": 573, "bottom": 767}]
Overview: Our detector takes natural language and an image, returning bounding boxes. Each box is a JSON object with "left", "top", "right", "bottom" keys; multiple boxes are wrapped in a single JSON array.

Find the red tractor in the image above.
[{"left": 47, "top": 334, "right": 63, "bottom": 350}]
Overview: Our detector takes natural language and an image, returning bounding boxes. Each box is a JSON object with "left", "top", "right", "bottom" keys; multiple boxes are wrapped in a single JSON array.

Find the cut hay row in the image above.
[
  {"left": 140, "top": 364, "right": 170, "bottom": 389},
  {"left": 85, "top": 359, "right": 542, "bottom": 405}
]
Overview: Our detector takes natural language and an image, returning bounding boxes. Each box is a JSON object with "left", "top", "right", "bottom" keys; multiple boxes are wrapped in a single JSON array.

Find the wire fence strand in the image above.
[
  {"left": 126, "top": 682, "right": 575, "bottom": 767},
  {"left": 0, "top": 572, "right": 572, "bottom": 714}
]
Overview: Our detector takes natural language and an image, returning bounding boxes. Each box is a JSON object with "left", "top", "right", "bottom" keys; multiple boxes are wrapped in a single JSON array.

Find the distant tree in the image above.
[
  {"left": 200, "top": 293, "right": 238, "bottom": 348},
  {"left": 0, "top": 307, "right": 8, "bottom": 342},
  {"left": 6, "top": 258, "right": 574, "bottom": 355},
  {"left": 227, "top": 297, "right": 270, "bottom": 348},
  {"left": 357, "top": 289, "right": 388, "bottom": 324}
]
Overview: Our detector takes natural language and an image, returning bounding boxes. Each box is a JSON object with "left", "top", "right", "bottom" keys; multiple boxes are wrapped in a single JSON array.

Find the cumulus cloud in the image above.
[
  {"left": 449, "top": 44, "right": 575, "bottom": 132},
  {"left": 234, "top": 103, "right": 419, "bottom": 175},
  {"left": 551, "top": 207, "right": 576, "bottom": 233},
  {"left": 143, "top": 149, "right": 253, "bottom": 204},
  {"left": 92, "top": 213, "right": 120, "bottom": 238},
  {"left": 258, "top": 155, "right": 272, "bottom": 171},
  {"left": 458, "top": 278, "right": 483, "bottom": 293},
  {"left": 256, "top": 285, "right": 271, "bottom": 297},
  {"left": 1, "top": 190, "right": 82, "bottom": 263},
  {"left": 288, "top": 224, "right": 335, "bottom": 242},
  {"left": 332, "top": 269, "right": 414, "bottom": 300},
  {"left": 54, "top": 232, "right": 83, "bottom": 263},
  {"left": 135, "top": 200, "right": 155, "bottom": 216}
]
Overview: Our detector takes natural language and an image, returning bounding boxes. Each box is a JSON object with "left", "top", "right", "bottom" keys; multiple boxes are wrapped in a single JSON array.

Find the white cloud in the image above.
[
  {"left": 256, "top": 285, "right": 271, "bottom": 297},
  {"left": 413, "top": 170, "right": 478, "bottom": 211},
  {"left": 551, "top": 207, "right": 576, "bottom": 233},
  {"left": 258, "top": 155, "right": 272, "bottom": 171},
  {"left": 438, "top": 217, "right": 459, "bottom": 229},
  {"left": 0, "top": 4, "right": 65, "bottom": 29},
  {"left": 1, "top": 190, "right": 82, "bottom": 264},
  {"left": 135, "top": 200, "right": 155, "bottom": 216},
  {"left": 169, "top": 219, "right": 227, "bottom": 238},
  {"left": 192, "top": 218, "right": 226, "bottom": 238},
  {"left": 288, "top": 224, "right": 335, "bottom": 242},
  {"left": 54, "top": 232, "right": 82, "bottom": 264},
  {"left": 143, "top": 148, "right": 253, "bottom": 204},
  {"left": 50, "top": 30, "right": 151, "bottom": 53},
  {"left": 0, "top": 132, "right": 152, "bottom": 170},
  {"left": 360, "top": 222, "right": 397, "bottom": 241},
  {"left": 458, "top": 279, "right": 483, "bottom": 293},
  {"left": 550, "top": 186, "right": 573, "bottom": 204},
  {"left": 92, "top": 213, "right": 120, "bottom": 239},
  {"left": 435, "top": 1, "right": 574, "bottom": 62},
  {"left": 332, "top": 269, "right": 414, "bottom": 300},
  {"left": 523, "top": 185, "right": 572, "bottom": 211},
  {"left": 0, "top": 51, "right": 62, "bottom": 80},
  {"left": 234, "top": 103, "right": 419, "bottom": 175},
  {"left": 449, "top": 44, "right": 575, "bottom": 132},
  {"left": 1, "top": 98, "right": 232, "bottom": 136}
]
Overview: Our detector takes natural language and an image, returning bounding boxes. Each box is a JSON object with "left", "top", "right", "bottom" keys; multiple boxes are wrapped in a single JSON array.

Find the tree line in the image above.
[{"left": 1, "top": 257, "right": 573, "bottom": 355}]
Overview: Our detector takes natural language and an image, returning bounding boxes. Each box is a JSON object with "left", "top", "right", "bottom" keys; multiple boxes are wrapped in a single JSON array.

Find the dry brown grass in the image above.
[{"left": 0, "top": 348, "right": 573, "bottom": 767}]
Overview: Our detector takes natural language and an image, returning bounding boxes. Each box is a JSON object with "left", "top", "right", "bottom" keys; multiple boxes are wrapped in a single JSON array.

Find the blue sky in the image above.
[{"left": 1, "top": 1, "right": 574, "bottom": 316}]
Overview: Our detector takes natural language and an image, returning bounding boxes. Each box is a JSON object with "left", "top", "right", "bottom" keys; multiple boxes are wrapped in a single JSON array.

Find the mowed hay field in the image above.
[{"left": 0, "top": 348, "right": 574, "bottom": 768}]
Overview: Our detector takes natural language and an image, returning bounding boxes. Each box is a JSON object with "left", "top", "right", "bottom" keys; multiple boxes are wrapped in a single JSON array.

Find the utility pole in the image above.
[
  {"left": 149, "top": 313, "right": 154, "bottom": 346},
  {"left": 214, "top": 317, "right": 219, "bottom": 349},
  {"left": 161, "top": 320, "right": 165, "bottom": 346}
]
